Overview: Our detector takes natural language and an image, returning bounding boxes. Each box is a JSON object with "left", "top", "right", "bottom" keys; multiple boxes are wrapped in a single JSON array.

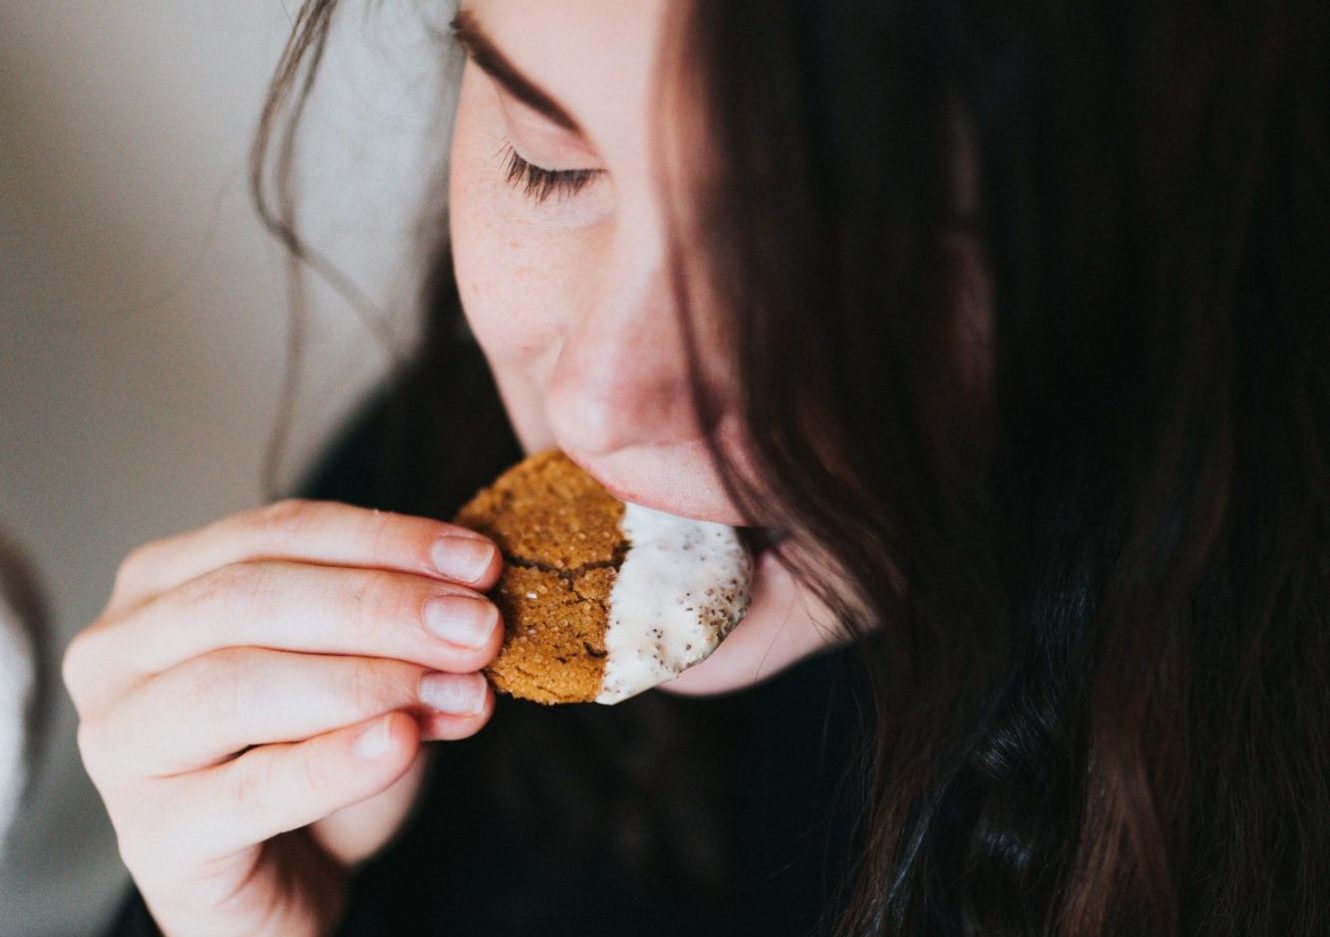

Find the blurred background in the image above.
[{"left": 0, "top": 2, "right": 456, "bottom": 932}]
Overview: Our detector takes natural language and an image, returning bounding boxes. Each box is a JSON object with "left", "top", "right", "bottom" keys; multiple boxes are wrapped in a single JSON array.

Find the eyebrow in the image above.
[{"left": 450, "top": 9, "right": 582, "bottom": 134}]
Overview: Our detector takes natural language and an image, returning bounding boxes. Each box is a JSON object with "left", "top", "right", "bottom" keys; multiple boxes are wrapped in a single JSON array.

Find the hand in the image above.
[{"left": 62, "top": 499, "right": 504, "bottom": 937}]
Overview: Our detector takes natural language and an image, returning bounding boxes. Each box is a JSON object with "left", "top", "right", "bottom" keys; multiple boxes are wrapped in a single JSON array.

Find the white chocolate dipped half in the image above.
[{"left": 596, "top": 503, "right": 752, "bottom": 704}]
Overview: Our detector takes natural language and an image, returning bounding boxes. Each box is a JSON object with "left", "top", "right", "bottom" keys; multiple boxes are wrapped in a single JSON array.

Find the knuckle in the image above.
[
  {"left": 249, "top": 497, "right": 318, "bottom": 544},
  {"left": 111, "top": 541, "right": 160, "bottom": 598},
  {"left": 228, "top": 750, "right": 274, "bottom": 820},
  {"left": 346, "top": 658, "right": 401, "bottom": 717},
  {"left": 189, "top": 560, "right": 271, "bottom": 617},
  {"left": 184, "top": 647, "right": 252, "bottom": 726},
  {"left": 363, "top": 507, "right": 399, "bottom": 560},
  {"left": 63, "top": 615, "right": 128, "bottom": 716},
  {"left": 61, "top": 623, "right": 113, "bottom": 714},
  {"left": 73, "top": 715, "right": 103, "bottom": 773},
  {"left": 342, "top": 569, "right": 416, "bottom": 638},
  {"left": 74, "top": 714, "right": 125, "bottom": 790},
  {"left": 300, "top": 743, "right": 337, "bottom": 798},
  {"left": 60, "top": 632, "right": 89, "bottom": 703}
]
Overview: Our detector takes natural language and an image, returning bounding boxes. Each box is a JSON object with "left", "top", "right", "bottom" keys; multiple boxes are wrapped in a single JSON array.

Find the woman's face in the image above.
[
  {"left": 448, "top": 0, "right": 845, "bottom": 693},
  {"left": 448, "top": 0, "right": 737, "bottom": 520}
]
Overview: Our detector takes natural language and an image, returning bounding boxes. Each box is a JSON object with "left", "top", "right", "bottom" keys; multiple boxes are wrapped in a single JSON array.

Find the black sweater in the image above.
[{"left": 99, "top": 380, "right": 869, "bottom": 937}]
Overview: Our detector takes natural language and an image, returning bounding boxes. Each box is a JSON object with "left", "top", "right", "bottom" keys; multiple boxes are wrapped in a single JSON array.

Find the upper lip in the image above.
[
  {"left": 563, "top": 443, "right": 776, "bottom": 526},
  {"left": 594, "top": 475, "right": 654, "bottom": 509},
  {"left": 588, "top": 468, "right": 787, "bottom": 548},
  {"left": 582, "top": 467, "right": 730, "bottom": 524},
  {"left": 600, "top": 478, "right": 708, "bottom": 520},
  {"left": 559, "top": 455, "right": 663, "bottom": 514}
]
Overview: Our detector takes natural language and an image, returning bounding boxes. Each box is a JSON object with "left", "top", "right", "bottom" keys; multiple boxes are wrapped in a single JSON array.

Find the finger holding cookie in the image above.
[{"left": 62, "top": 499, "right": 507, "bottom": 937}]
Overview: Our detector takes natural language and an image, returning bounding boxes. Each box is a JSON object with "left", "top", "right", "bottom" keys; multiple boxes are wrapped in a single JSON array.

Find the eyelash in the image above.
[{"left": 501, "top": 143, "right": 600, "bottom": 204}]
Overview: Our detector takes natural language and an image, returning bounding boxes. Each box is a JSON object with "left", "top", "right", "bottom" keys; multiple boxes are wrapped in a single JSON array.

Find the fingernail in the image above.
[
  {"left": 424, "top": 595, "right": 498, "bottom": 649},
  {"left": 432, "top": 536, "right": 496, "bottom": 584},
  {"left": 419, "top": 672, "right": 488, "bottom": 715},
  {"left": 354, "top": 716, "right": 394, "bottom": 760}
]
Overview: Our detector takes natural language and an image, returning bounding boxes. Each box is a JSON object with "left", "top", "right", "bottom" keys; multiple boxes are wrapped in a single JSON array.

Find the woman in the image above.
[{"left": 65, "top": 0, "right": 1328, "bottom": 935}]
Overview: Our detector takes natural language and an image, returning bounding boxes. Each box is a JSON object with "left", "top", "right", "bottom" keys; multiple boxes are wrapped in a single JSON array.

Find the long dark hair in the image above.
[{"left": 253, "top": 2, "right": 1329, "bottom": 935}]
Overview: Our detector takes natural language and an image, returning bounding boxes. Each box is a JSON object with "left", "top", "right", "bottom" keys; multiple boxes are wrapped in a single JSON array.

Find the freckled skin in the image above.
[{"left": 448, "top": 0, "right": 853, "bottom": 695}]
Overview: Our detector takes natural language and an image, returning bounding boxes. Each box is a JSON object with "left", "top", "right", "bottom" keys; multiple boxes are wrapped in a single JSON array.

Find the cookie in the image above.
[{"left": 452, "top": 450, "right": 751, "bottom": 704}]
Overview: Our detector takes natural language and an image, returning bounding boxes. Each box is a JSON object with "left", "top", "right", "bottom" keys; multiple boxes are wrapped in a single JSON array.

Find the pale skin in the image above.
[{"left": 63, "top": 1, "right": 843, "bottom": 935}]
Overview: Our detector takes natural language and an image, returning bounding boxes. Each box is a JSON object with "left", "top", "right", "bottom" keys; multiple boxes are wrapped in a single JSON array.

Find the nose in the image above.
[{"left": 544, "top": 235, "right": 706, "bottom": 458}]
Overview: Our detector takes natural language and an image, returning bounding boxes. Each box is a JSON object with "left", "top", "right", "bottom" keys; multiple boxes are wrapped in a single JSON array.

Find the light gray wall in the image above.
[{"left": 0, "top": 2, "right": 456, "bottom": 933}]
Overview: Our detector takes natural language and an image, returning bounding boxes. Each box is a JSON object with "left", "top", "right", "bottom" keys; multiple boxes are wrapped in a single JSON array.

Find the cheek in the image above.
[
  {"left": 447, "top": 69, "right": 598, "bottom": 371},
  {"left": 449, "top": 144, "right": 553, "bottom": 365}
]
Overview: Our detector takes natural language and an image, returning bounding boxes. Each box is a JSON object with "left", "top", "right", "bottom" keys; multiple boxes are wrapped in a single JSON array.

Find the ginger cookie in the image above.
[{"left": 452, "top": 450, "right": 751, "bottom": 704}]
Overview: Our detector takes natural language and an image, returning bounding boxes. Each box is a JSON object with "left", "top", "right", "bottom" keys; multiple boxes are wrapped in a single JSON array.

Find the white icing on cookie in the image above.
[{"left": 596, "top": 503, "right": 751, "bottom": 704}]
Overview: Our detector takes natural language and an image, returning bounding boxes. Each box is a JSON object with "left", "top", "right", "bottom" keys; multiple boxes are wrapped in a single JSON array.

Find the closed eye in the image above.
[{"left": 501, "top": 143, "right": 602, "bottom": 204}]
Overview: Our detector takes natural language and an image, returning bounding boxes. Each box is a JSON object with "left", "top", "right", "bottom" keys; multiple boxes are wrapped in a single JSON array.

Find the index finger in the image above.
[{"left": 110, "top": 499, "right": 499, "bottom": 613}]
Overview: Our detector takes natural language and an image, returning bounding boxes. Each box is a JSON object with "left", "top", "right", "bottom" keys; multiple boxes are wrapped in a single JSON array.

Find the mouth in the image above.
[
  {"left": 608, "top": 480, "right": 788, "bottom": 562},
  {"left": 566, "top": 453, "right": 789, "bottom": 559},
  {"left": 593, "top": 475, "right": 685, "bottom": 517}
]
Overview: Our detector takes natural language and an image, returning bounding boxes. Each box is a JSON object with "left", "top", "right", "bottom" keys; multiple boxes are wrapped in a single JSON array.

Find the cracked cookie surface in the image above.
[{"left": 452, "top": 450, "right": 627, "bottom": 704}]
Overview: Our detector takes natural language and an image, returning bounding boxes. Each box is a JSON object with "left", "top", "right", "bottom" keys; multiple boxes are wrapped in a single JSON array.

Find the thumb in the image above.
[{"left": 308, "top": 744, "right": 434, "bottom": 867}]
